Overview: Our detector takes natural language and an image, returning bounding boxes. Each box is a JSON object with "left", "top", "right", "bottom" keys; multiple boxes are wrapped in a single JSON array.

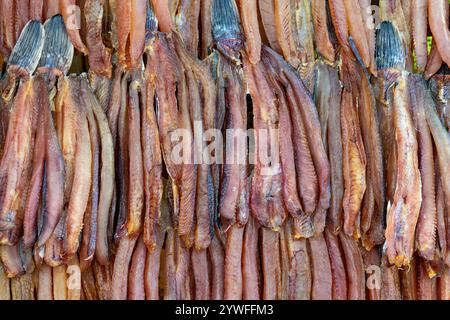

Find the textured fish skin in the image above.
[
  {"left": 211, "top": 0, "right": 243, "bottom": 63},
  {"left": 244, "top": 55, "right": 286, "bottom": 231},
  {"left": 428, "top": 0, "right": 450, "bottom": 66},
  {"left": 142, "top": 46, "right": 163, "bottom": 251},
  {"left": 219, "top": 62, "right": 247, "bottom": 224},
  {"left": 258, "top": 0, "right": 281, "bottom": 53},
  {"left": 175, "top": 0, "right": 201, "bottom": 55},
  {"left": 37, "top": 78, "right": 65, "bottom": 248},
  {"left": 0, "top": 78, "right": 37, "bottom": 245},
  {"left": 84, "top": 0, "right": 112, "bottom": 77},
  {"left": 340, "top": 84, "right": 366, "bottom": 240},
  {"left": 344, "top": 0, "right": 370, "bottom": 69},
  {"left": 38, "top": 15, "right": 74, "bottom": 80},
  {"left": 312, "top": 0, "right": 335, "bottom": 63},
  {"left": 357, "top": 65, "right": 385, "bottom": 248},
  {"left": 283, "top": 218, "right": 311, "bottom": 300},
  {"left": 3, "top": 20, "right": 45, "bottom": 101},
  {"left": 151, "top": 0, "right": 173, "bottom": 32},
  {"left": 423, "top": 81, "right": 450, "bottom": 267},
  {"left": 262, "top": 46, "right": 330, "bottom": 235},
  {"left": 324, "top": 227, "right": 347, "bottom": 299},
  {"left": 237, "top": 0, "right": 261, "bottom": 64},
  {"left": 63, "top": 76, "right": 93, "bottom": 258},
  {"left": 424, "top": 40, "right": 443, "bottom": 80},
  {"left": 377, "top": 21, "right": 422, "bottom": 268},
  {"left": 412, "top": 0, "right": 428, "bottom": 73},
  {"left": 60, "top": 0, "right": 88, "bottom": 54},
  {"left": 268, "top": 70, "right": 304, "bottom": 221},
  {"left": 409, "top": 76, "right": 437, "bottom": 261}
]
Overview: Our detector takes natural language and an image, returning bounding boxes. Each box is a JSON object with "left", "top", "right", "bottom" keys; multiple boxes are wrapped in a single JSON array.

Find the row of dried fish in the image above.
[{"left": 0, "top": 0, "right": 449, "bottom": 300}]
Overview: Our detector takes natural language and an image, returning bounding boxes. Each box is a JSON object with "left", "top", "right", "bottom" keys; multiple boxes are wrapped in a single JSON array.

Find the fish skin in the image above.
[
  {"left": 244, "top": 55, "right": 286, "bottom": 231},
  {"left": 85, "top": 0, "right": 112, "bottom": 77},
  {"left": 341, "top": 86, "right": 366, "bottom": 239},
  {"left": 37, "top": 78, "right": 65, "bottom": 247},
  {"left": 344, "top": 0, "right": 371, "bottom": 68},
  {"left": 339, "top": 233, "right": 365, "bottom": 300},
  {"left": 0, "top": 79, "right": 37, "bottom": 245},
  {"left": 142, "top": 51, "right": 163, "bottom": 251},
  {"left": 409, "top": 76, "right": 437, "bottom": 261},
  {"left": 428, "top": 0, "right": 450, "bottom": 66},
  {"left": 151, "top": 0, "right": 173, "bottom": 32},
  {"left": 63, "top": 77, "right": 92, "bottom": 258},
  {"left": 238, "top": 0, "right": 261, "bottom": 64},
  {"left": 425, "top": 40, "right": 443, "bottom": 80},
  {"left": 265, "top": 47, "right": 331, "bottom": 232},
  {"left": 411, "top": 0, "right": 428, "bottom": 73},
  {"left": 223, "top": 224, "right": 244, "bottom": 299},
  {"left": 385, "top": 74, "right": 422, "bottom": 268},
  {"left": 258, "top": 0, "right": 281, "bottom": 53},
  {"left": 312, "top": 0, "right": 335, "bottom": 63},
  {"left": 59, "top": 0, "right": 88, "bottom": 54},
  {"left": 211, "top": 0, "right": 243, "bottom": 63}
]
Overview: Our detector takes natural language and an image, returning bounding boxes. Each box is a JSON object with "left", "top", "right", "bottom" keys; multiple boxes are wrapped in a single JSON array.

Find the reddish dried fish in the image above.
[
  {"left": 400, "top": 257, "right": 417, "bottom": 300},
  {"left": 425, "top": 40, "right": 444, "bottom": 80},
  {"left": 111, "top": 234, "right": 138, "bottom": 300},
  {"left": 362, "top": 247, "right": 382, "bottom": 300},
  {"left": 224, "top": 225, "right": 244, "bottom": 299},
  {"left": 308, "top": 234, "right": 332, "bottom": 300},
  {"left": 316, "top": 63, "right": 343, "bottom": 234},
  {"left": 417, "top": 258, "right": 438, "bottom": 300},
  {"left": 144, "top": 224, "right": 165, "bottom": 300},
  {"left": 209, "top": 229, "right": 225, "bottom": 300},
  {"left": 219, "top": 63, "right": 247, "bottom": 223},
  {"left": 341, "top": 85, "right": 366, "bottom": 239},
  {"left": 238, "top": 0, "right": 261, "bottom": 64},
  {"left": 0, "top": 245, "right": 25, "bottom": 277},
  {"left": 328, "top": 0, "right": 349, "bottom": 50},
  {"left": 312, "top": 0, "right": 335, "bottom": 63},
  {"left": 128, "top": 236, "right": 147, "bottom": 300},
  {"left": 79, "top": 79, "right": 101, "bottom": 270},
  {"left": 242, "top": 216, "right": 260, "bottom": 300},
  {"left": 358, "top": 69, "right": 385, "bottom": 248},
  {"left": 30, "top": 0, "right": 44, "bottom": 21},
  {"left": 339, "top": 233, "right": 365, "bottom": 300},
  {"left": 263, "top": 47, "right": 331, "bottom": 235},
  {"left": 409, "top": 77, "right": 437, "bottom": 260},
  {"left": 200, "top": 0, "right": 213, "bottom": 59},
  {"left": 37, "top": 264, "right": 53, "bottom": 300},
  {"left": 60, "top": 0, "right": 88, "bottom": 54},
  {"left": 343, "top": 0, "right": 371, "bottom": 69},
  {"left": 244, "top": 56, "right": 285, "bottom": 231},
  {"left": 428, "top": 0, "right": 450, "bottom": 66},
  {"left": 64, "top": 77, "right": 93, "bottom": 257},
  {"left": 324, "top": 227, "right": 347, "bottom": 300},
  {"left": 142, "top": 53, "right": 163, "bottom": 251},
  {"left": 84, "top": 0, "right": 112, "bottom": 77},
  {"left": 384, "top": 74, "right": 422, "bottom": 268},
  {"left": 380, "top": 254, "right": 402, "bottom": 300},
  {"left": 192, "top": 249, "right": 210, "bottom": 300},
  {"left": 283, "top": 218, "right": 311, "bottom": 300},
  {"left": 412, "top": 0, "right": 429, "bottom": 73},
  {"left": 0, "top": 79, "right": 37, "bottom": 245},
  {"left": 126, "top": 77, "right": 144, "bottom": 236},
  {"left": 175, "top": 0, "right": 201, "bottom": 55},
  {"left": 376, "top": 22, "right": 422, "bottom": 268},
  {"left": 151, "top": 0, "right": 174, "bottom": 32},
  {"left": 261, "top": 228, "right": 281, "bottom": 299}
]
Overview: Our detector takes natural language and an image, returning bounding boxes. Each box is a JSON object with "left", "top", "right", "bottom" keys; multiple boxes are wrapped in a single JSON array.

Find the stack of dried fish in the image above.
[{"left": 0, "top": 0, "right": 449, "bottom": 300}]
